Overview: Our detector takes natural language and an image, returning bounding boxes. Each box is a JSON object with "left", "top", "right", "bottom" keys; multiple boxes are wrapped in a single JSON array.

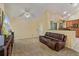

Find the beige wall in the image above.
[
  {"left": 10, "top": 10, "right": 49, "bottom": 39},
  {"left": 10, "top": 10, "right": 62, "bottom": 39},
  {"left": 10, "top": 10, "right": 63, "bottom": 39},
  {"left": 0, "top": 4, "right": 4, "bottom": 11},
  {"left": 0, "top": 3, "right": 6, "bottom": 15}
]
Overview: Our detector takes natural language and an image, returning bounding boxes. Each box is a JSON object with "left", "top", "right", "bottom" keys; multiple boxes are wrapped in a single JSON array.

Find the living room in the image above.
[{"left": 0, "top": 3, "right": 79, "bottom": 56}]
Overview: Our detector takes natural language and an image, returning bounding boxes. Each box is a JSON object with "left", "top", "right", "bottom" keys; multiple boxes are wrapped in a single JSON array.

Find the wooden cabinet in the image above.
[{"left": 66, "top": 20, "right": 79, "bottom": 37}]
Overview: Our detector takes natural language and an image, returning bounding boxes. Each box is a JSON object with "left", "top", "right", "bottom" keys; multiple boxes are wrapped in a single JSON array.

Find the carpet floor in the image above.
[{"left": 12, "top": 37, "right": 79, "bottom": 56}]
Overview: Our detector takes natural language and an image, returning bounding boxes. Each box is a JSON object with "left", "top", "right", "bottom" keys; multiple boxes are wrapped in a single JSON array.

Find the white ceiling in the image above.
[{"left": 4, "top": 3, "right": 79, "bottom": 20}]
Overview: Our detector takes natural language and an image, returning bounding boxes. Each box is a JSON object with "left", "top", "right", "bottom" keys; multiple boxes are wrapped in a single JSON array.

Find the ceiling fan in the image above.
[{"left": 18, "top": 8, "right": 31, "bottom": 19}]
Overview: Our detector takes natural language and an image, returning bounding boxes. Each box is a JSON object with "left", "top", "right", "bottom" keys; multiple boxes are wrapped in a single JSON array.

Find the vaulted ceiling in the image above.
[{"left": 4, "top": 3, "right": 79, "bottom": 20}]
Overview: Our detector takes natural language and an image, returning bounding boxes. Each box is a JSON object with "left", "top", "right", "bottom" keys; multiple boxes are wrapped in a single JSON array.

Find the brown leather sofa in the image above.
[{"left": 39, "top": 32, "right": 66, "bottom": 51}]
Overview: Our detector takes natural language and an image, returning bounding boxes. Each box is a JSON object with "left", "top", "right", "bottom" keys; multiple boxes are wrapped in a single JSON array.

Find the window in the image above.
[
  {"left": 59, "top": 23, "right": 63, "bottom": 29},
  {"left": 50, "top": 21, "right": 57, "bottom": 30}
]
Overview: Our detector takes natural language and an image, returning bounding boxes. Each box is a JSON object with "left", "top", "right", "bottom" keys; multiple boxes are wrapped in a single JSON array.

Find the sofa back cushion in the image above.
[{"left": 45, "top": 32, "right": 65, "bottom": 41}]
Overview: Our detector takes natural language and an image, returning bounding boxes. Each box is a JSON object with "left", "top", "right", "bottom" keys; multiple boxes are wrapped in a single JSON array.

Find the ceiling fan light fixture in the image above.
[
  {"left": 24, "top": 12, "right": 31, "bottom": 18},
  {"left": 63, "top": 11, "right": 67, "bottom": 14}
]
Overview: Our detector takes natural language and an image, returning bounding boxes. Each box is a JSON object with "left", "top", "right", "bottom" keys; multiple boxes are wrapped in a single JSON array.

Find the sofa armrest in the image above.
[
  {"left": 55, "top": 41, "right": 65, "bottom": 51},
  {"left": 39, "top": 36, "right": 45, "bottom": 39},
  {"left": 56, "top": 41, "right": 65, "bottom": 48},
  {"left": 39, "top": 35, "right": 45, "bottom": 37},
  {"left": 63, "top": 36, "right": 67, "bottom": 42}
]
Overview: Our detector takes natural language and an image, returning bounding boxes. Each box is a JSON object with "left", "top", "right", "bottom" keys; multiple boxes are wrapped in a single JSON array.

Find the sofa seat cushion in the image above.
[
  {"left": 47, "top": 39, "right": 57, "bottom": 49},
  {"left": 56, "top": 41, "right": 65, "bottom": 46},
  {"left": 55, "top": 41, "right": 65, "bottom": 51}
]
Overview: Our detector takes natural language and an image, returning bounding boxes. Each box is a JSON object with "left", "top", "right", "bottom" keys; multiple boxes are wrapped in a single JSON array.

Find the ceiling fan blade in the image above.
[
  {"left": 25, "top": 8, "right": 31, "bottom": 12},
  {"left": 18, "top": 12, "right": 25, "bottom": 17}
]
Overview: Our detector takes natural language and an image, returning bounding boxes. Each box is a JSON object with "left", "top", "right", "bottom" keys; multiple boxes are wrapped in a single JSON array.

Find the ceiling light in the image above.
[
  {"left": 24, "top": 12, "right": 31, "bottom": 18},
  {"left": 67, "top": 14, "right": 71, "bottom": 16},
  {"left": 63, "top": 11, "right": 67, "bottom": 14},
  {"left": 72, "top": 3, "right": 78, "bottom": 7}
]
